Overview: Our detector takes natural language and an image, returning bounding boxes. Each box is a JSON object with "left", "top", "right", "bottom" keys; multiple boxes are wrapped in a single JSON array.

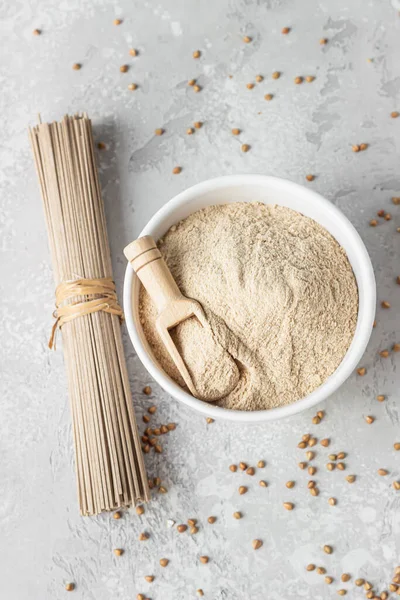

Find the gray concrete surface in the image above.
[{"left": 1, "top": 1, "right": 400, "bottom": 598}]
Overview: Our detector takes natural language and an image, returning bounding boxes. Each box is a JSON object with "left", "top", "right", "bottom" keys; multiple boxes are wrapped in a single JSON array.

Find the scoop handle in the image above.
[{"left": 124, "top": 235, "right": 182, "bottom": 313}]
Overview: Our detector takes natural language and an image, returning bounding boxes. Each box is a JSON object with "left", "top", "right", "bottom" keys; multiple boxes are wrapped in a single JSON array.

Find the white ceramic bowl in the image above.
[{"left": 124, "top": 175, "right": 375, "bottom": 423}]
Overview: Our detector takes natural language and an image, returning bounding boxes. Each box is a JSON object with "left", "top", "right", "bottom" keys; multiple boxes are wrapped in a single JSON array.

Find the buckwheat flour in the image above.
[{"left": 139, "top": 203, "right": 358, "bottom": 411}]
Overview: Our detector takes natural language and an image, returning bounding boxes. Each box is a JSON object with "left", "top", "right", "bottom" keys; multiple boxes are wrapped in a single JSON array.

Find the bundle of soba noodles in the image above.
[{"left": 29, "top": 114, "right": 149, "bottom": 515}]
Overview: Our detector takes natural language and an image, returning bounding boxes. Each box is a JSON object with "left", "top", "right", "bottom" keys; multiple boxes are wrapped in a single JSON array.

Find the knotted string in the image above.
[{"left": 49, "top": 277, "right": 123, "bottom": 349}]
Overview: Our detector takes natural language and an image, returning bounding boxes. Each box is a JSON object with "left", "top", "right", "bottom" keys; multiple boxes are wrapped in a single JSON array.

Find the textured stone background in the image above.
[{"left": 1, "top": 1, "right": 400, "bottom": 598}]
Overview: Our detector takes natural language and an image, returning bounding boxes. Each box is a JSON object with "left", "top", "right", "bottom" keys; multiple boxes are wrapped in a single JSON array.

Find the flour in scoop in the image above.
[{"left": 139, "top": 202, "right": 358, "bottom": 411}]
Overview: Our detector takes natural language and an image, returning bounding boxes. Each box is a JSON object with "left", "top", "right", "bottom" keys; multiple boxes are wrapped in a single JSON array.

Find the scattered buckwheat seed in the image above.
[
  {"left": 283, "top": 502, "right": 294, "bottom": 510},
  {"left": 65, "top": 583, "right": 75, "bottom": 592},
  {"left": 72, "top": 63, "right": 81, "bottom": 70},
  {"left": 114, "top": 548, "right": 124, "bottom": 556},
  {"left": 272, "top": 71, "right": 281, "bottom": 79},
  {"left": 323, "top": 545, "right": 333, "bottom": 554},
  {"left": 160, "top": 558, "right": 169, "bottom": 567},
  {"left": 200, "top": 556, "right": 209, "bottom": 564},
  {"left": 328, "top": 497, "right": 337, "bottom": 506},
  {"left": 239, "top": 486, "right": 248, "bottom": 495},
  {"left": 357, "top": 367, "right": 366, "bottom": 376},
  {"left": 306, "top": 174, "right": 315, "bottom": 181},
  {"left": 365, "top": 415, "right": 375, "bottom": 424},
  {"left": 252, "top": 539, "right": 263, "bottom": 550},
  {"left": 243, "top": 36, "right": 252, "bottom": 43}
]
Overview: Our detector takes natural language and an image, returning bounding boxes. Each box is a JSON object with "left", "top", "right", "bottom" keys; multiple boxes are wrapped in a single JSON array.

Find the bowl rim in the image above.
[{"left": 123, "top": 174, "right": 376, "bottom": 423}]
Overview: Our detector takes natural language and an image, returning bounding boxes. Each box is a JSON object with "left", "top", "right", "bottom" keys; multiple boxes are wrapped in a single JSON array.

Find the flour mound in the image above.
[{"left": 139, "top": 202, "right": 358, "bottom": 411}]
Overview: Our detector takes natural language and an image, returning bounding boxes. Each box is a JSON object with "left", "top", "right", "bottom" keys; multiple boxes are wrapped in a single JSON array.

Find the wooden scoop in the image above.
[{"left": 124, "top": 235, "right": 208, "bottom": 397}]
